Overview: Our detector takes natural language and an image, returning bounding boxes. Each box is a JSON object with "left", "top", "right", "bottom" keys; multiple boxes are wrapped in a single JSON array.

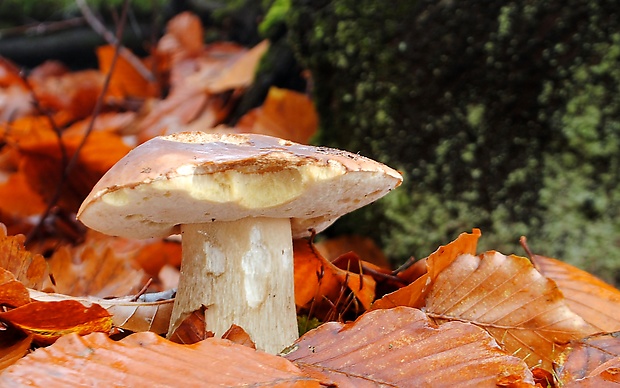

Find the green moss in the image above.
[{"left": 289, "top": 0, "right": 620, "bottom": 282}]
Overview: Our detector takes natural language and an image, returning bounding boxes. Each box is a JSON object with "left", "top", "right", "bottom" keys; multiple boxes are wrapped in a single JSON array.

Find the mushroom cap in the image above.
[{"left": 77, "top": 132, "right": 403, "bottom": 239}]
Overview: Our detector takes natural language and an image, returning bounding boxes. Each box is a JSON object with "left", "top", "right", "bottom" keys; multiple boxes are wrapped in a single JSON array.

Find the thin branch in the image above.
[
  {"left": 75, "top": 0, "right": 155, "bottom": 82},
  {"left": 26, "top": 0, "right": 131, "bottom": 245},
  {"left": 0, "top": 17, "right": 86, "bottom": 39}
]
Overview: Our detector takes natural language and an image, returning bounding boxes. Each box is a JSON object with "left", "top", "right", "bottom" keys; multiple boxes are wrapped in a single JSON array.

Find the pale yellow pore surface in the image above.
[
  {"left": 170, "top": 218, "right": 297, "bottom": 354},
  {"left": 77, "top": 132, "right": 403, "bottom": 240}
]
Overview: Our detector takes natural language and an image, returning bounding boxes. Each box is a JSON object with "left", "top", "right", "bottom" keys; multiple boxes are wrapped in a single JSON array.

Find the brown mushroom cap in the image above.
[{"left": 77, "top": 132, "right": 403, "bottom": 239}]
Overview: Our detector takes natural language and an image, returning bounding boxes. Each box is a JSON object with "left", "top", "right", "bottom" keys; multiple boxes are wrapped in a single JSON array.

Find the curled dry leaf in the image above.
[
  {"left": 284, "top": 307, "right": 534, "bottom": 387},
  {"left": 168, "top": 305, "right": 209, "bottom": 344},
  {"left": 0, "top": 230, "right": 46, "bottom": 290},
  {"left": 294, "top": 238, "right": 376, "bottom": 315},
  {"left": 29, "top": 289, "right": 173, "bottom": 334},
  {"left": 373, "top": 228, "right": 481, "bottom": 309},
  {"left": 557, "top": 332, "right": 620, "bottom": 385},
  {"left": 222, "top": 324, "right": 256, "bottom": 349},
  {"left": 97, "top": 45, "right": 158, "bottom": 100},
  {"left": 0, "top": 300, "right": 112, "bottom": 345},
  {"left": 0, "top": 332, "right": 321, "bottom": 387},
  {"left": 530, "top": 253, "right": 620, "bottom": 332},
  {"left": 315, "top": 234, "right": 391, "bottom": 270}
]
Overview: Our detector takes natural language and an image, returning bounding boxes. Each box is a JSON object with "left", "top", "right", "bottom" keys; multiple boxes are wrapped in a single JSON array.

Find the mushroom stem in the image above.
[{"left": 168, "top": 217, "right": 298, "bottom": 354}]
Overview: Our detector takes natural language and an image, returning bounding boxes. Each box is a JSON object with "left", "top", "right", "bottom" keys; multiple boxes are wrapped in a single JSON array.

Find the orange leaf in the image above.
[
  {"left": 0, "top": 329, "right": 32, "bottom": 372},
  {"left": 423, "top": 252, "right": 594, "bottom": 369},
  {"left": 169, "top": 306, "right": 210, "bottom": 345},
  {"left": 0, "top": 171, "right": 46, "bottom": 218},
  {"left": 373, "top": 228, "right": 481, "bottom": 309},
  {"left": 315, "top": 234, "right": 391, "bottom": 269},
  {"left": 531, "top": 253, "right": 620, "bottom": 332},
  {"left": 294, "top": 238, "right": 375, "bottom": 314},
  {"left": 0, "top": 230, "right": 47, "bottom": 290},
  {"left": 19, "top": 130, "right": 131, "bottom": 212},
  {"left": 0, "top": 332, "right": 321, "bottom": 386},
  {"left": 558, "top": 332, "right": 620, "bottom": 386},
  {"left": 0, "top": 268, "right": 30, "bottom": 308},
  {"left": 97, "top": 45, "right": 158, "bottom": 99},
  {"left": 222, "top": 324, "right": 256, "bottom": 349},
  {"left": 0, "top": 300, "right": 112, "bottom": 345},
  {"left": 237, "top": 87, "right": 318, "bottom": 144},
  {"left": 46, "top": 240, "right": 147, "bottom": 298},
  {"left": 285, "top": 307, "right": 534, "bottom": 387}
]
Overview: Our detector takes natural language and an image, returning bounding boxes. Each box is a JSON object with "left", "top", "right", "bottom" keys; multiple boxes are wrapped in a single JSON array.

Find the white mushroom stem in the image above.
[{"left": 167, "top": 217, "right": 298, "bottom": 354}]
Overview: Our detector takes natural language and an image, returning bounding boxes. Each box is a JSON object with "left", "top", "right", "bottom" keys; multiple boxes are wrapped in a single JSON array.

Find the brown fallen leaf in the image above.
[
  {"left": 29, "top": 289, "right": 174, "bottom": 334},
  {"left": 0, "top": 229, "right": 47, "bottom": 290},
  {"left": 530, "top": 252, "right": 620, "bottom": 332},
  {"left": 45, "top": 240, "right": 147, "bottom": 298},
  {"left": 285, "top": 307, "right": 535, "bottom": 387},
  {"left": 423, "top": 252, "right": 595, "bottom": 369},
  {"left": 294, "top": 238, "right": 376, "bottom": 318},
  {"left": 373, "top": 228, "right": 481, "bottom": 309},
  {"left": 97, "top": 45, "right": 159, "bottom": 100},
  {"left": 0, "top": 332, "right": 321, "bottom": 387},
  {"left": 557, "top": 332, "right": 620, "bottom": 385},
  {"left": 169, "top": 305, "right": 210, "bottom": 344},
  {"left": 0, "top": 329, "right": 32, "bottom": 372},
  {"left": 222, "top": 324, "right": 256, "bottom": 349},
  {"left": 0, "top": 268, "right": 30, "bottom": 308},
  {"left": 315, "top": 234, "right": 391, "bottom": 269},
  {"left": 237, "top": 86, "right": 318, "bottom": 144},
  {"left": 0, "top": 300, "right": 112, "bottom": 345}
]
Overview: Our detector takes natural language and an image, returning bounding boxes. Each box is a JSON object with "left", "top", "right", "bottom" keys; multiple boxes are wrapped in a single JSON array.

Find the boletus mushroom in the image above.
[{"left": 77, "top": 132, "right": 402, "bottom": 354}]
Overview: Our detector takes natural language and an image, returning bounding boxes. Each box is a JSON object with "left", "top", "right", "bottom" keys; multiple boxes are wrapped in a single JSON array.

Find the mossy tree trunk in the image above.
[{"left": 288, "top": 0, "right": 620, "bottom": 282}]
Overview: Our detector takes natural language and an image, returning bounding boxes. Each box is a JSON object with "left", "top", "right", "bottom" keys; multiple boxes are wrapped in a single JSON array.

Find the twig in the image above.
[
  {"left": 26, "top": 0, "right": 131, "bottom": 245},
  {"left": 75, "top": 0, "right": 155, "bottom": 82},
  {"left": 0, "top": 17, "right": 86, "bottom": 39}
]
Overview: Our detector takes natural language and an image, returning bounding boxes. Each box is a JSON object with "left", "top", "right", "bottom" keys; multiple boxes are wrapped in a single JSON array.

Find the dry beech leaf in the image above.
[
  {"left": 46, "top": 241, "right": 146, "bottom": 298},
  {"left": 0, "top": 230, "right": 47, "bottom": 290},
  {"left": 222, "top": 324, "right": 256, "bottom": 349},
  {"left": 0, "top": 332, "right": 321, "bottom": 387},
  {"left": 558, "top": 332, "right": 620, "bottom": 385},
  {"left": 0, "top": 330, "right": 32, "bottom": 372},
  {"left": 157, "top": 11, "right": 204, "bottom": 62},
  {"left": 97, "top": 45, "right": 158, "bottom": 100},
  {"left": 19, "top": 130, "right": 131, "bottom": 212},
  {"left": 531, "top": 253, "right": 620, "bottom": 332},
  {"left": 315, "top": 234, "right": 391, "bottom": 270},
  {"left": 0, "top": 300, "right": 112, "bottom": 345},
  {"left": 285, "top": 307, "right": 534, "bottom": 387},
  {"left": 198, "top": 40, "right": 269, "bottom": 93},
  {"left": 374, "top": 228, "right": 481, "bottom": 309},
  {"left": 29, "top": 289, "right": 173, "bottom": 334},
  {"left": 0, "top": 171, "right": 47, "bottom": 218},
  {"left": 169, "top": 305, "right": 209, "bottom": 344},
  {"left": 423, "top": 252, "right": 594, "bottom": 370},
  {"left": 236, "top": 87, "right": 318, "bottom": 144},
  {"left": 0, "top": 268, "right": 30, "bottom": 308},
  {"left": 294, "top": 238, "right": 376, "bottom": 314}
]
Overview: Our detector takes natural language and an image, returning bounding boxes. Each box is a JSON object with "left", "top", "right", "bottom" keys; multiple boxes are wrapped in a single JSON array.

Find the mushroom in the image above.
[{"left": 77, "top": 132, "right": 403, "bottom": 354}]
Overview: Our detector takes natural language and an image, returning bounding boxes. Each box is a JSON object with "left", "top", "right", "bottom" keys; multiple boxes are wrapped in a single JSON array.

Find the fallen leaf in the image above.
[
  {"left": 557, "top": 332, "right": 620, "bottom": 384},
  {"left": 285, "top": 307, "right": 535, "bottom": 387},
  {"left": 29, "top": 289, "right": 174, "bottom": 335},
  {"left": 97, "top": 45, "right": 158, "bottom": 100},
  {"left": 531, "top": 253, "right": 620, "bottom": 332},
  {"left": 423, "top": 252, "right": 595, "bottom": 369},
  {"left": 222, "top": 324, "right": 256, "bottom": 349},
  {"left": 315, "top": 234, "right": 391, "bottom": 269},
  {"left": 0, "top": 268, "right": 30, "bottom": 308},
  {"left": 0, "top": 330, "right": 32, "bottom": 372},
  {"left": 0, "top": 332, "right": 321, "bottom": 387},
  {"left": 0, "top": 230, "right": 47, "bottom": 289},
  {"left": 0, "top": 300, "right": 112, "bottom": 345},
  {"left": 169, "top": 305, "right": 210, "bottom": 344},
  {"left": 237, "top": 86, "right": 318, "bottom": 144},
  {"left": 45, "top": 241, "right": 147, "bottom": 298},
  {"left": 294, "top": 238, "right": 376, "bottom": 318},
  {"left": 0, "top": 171, "right": 46, "bottom": 218},
  {"left": 373, "top": 228, "right": 481, "bottom": 309}
]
